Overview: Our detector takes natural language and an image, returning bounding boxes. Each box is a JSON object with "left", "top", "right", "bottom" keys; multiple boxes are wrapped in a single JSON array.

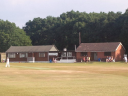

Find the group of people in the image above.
[
  {"left": 106, "top": 55, "right": 127, "bottom": 63},
  {"left": 83, "top": 56, "right": 90, "bottom": 62},
  {"left": 106, "top": 56, "right": 114, "bottom": 62}
]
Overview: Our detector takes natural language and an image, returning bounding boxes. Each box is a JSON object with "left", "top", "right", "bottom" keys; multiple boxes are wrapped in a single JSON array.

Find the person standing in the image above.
[
  {"left": 54, "top": 58, "right": 57, "bottom": 63},
  {"left": 124, "top": 56, "right": 127, "bottom": 64},
  {"left": 88, "top": 57, "right": 90, "bottom": 62},
  {"left": 5, "top": 57, "right": 10, "bottom": 67},
  {"left": 106, "top": 56, "right": 109, "bottom": 62},
  {"left": 53, "top": 57, "right": 55, "bottom": 63},
  {"left": 83, "top": 56, "right": 86, "bottom": 62}
]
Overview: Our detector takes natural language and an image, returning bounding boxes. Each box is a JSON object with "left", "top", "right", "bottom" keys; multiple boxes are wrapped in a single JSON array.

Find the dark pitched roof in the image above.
[
  {"left": 75, "top": 42, "right": 124, "bottom": 52},
  {"left": 6, "top": 45, "right": 58, "bottom": 53}
]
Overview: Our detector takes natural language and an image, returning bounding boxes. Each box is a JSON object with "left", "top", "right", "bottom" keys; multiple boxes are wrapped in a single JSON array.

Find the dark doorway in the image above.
[
  {"left": 91, "top": 52, "right": 94, "bottom": 61},
  {"left": 91, "top": 52, "right": 97, "bottom": 61}
]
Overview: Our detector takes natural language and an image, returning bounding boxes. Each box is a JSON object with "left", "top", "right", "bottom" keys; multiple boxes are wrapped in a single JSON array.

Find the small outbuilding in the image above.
[
  {"left": 0, "top": 53, "right": 6, "bottom": 62},
  {"left": 75, "top": 42, "right": 125, "bottom": 62}
]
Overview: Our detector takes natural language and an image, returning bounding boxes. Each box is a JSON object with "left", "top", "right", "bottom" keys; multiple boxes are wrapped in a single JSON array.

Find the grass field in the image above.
[{"left": 0, "top": 62, "right": 128, "bottom": 96}]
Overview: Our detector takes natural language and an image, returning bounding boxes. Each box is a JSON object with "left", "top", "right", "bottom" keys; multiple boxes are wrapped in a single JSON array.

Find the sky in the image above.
[{"left": 0, "top": 0, "right": 128, "bottom": 28}]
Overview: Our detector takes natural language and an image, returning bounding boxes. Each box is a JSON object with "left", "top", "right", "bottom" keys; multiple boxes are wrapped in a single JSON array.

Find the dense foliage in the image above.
[
  {"left": 1, "top": 9, "right": 128, "bottom": 53},
  {"left": 23, "top": 9, "right": 128, "bottom": 53},
  {"left": 0, "top": 20, "right": 32, "bottom": 52}
]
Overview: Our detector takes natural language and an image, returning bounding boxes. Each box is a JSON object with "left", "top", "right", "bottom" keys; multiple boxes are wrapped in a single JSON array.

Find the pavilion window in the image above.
[
  {"left": 39, "top": 53, "right": 45, "bottom": 57},
  {"left": 81, "top": 52, "right": 87, "bottom": 56},
  {"left": 8, "top": 53, "right": 16, "bottom": 58},
  {"left": 61, "top": 52, "right": 66, "bottom": 57},
  {"left": 67, "top": 52, "right": 72, "bottom": 57},
  {"left": 104, "top": 52, "right": 111, "bottom": 56},
  {"left": 20, "top": 53, "right": 28, "bottom": 58}
]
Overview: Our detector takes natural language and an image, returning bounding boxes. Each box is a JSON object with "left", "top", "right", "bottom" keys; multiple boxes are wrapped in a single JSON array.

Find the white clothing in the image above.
[
  {"left": 124, "top": 57, "right": 127, "bottom": 63},
  {"left": 113, "top": 59, "right": 115, "bottom": 62},
  {"left": 5, "top": 58, "right": 10, "bottom": 67},
  {"left": 109, "top": 57, "right": 111, "bottom": 60}
]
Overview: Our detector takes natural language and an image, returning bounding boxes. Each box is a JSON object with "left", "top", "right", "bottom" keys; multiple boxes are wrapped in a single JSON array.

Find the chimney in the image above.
[{"left": 79, "top": 32, "right": 81, "bottom": 45}]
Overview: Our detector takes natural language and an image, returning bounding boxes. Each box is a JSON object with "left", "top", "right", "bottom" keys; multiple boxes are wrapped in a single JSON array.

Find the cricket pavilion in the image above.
[
  {"left": 75, "top": 42, "right": 125, "bottom": 62},
  {"left": 6, "top": 45, "right": 76, "bottom": 63}
]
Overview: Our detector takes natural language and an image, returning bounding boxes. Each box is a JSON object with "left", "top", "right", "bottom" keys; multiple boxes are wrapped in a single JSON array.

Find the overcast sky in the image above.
[{"left": 0, "top": 0, "right": 128, "bottom": 28}]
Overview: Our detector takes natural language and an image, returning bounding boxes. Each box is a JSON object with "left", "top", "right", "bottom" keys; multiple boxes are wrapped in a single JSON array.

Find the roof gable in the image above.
[
  {"left": 6, "top": 45, "right": 59, "bottom": 53},
  {"left": 49, "top": 45, "right": 59, "bottom": 51},
  {"left": 75, "top": 42, "right": 124, "bottom": 52}
]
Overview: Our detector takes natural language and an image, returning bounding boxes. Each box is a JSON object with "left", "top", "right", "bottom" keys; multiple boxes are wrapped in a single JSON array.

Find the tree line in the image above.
[{"left": 1, "top": 9, "right": 128, "bottom": 53}]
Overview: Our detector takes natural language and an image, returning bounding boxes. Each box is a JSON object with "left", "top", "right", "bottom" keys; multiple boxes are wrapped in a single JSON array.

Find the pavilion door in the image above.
[{"left": 94, "top": 52, "right": 97, "bottom": 60}]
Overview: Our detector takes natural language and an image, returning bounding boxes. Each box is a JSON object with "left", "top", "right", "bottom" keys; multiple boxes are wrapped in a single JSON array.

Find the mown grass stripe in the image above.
[{"left": 11, "top": 66, "right": 51, "bottom": 70}]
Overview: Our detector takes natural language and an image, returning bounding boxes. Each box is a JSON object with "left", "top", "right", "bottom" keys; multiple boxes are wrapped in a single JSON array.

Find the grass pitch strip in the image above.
[{"left": 11, "top": 65, "right": 51, "bottom": 70}]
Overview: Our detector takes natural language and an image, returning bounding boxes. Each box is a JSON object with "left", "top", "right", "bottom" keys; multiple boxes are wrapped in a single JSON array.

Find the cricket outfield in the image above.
[{"left": 0, "top": 62, "right": 128, "bottom": 96}]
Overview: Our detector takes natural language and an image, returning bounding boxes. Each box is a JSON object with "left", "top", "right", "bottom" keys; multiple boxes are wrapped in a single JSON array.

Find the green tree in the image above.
[{"left": 0, "top": 20, "right": 32, "bottom": 52}]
